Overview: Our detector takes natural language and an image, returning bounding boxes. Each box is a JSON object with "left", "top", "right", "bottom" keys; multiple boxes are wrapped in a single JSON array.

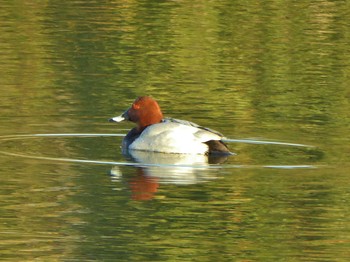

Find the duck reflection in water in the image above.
[{"left": 110, "top": 150, "right": 229, "bottom": 200}]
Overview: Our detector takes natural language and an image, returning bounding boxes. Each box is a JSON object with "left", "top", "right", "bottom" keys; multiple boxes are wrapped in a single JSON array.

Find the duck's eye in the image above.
[{"left": 132, "top": 103, "right": 140, "bottom": 110}]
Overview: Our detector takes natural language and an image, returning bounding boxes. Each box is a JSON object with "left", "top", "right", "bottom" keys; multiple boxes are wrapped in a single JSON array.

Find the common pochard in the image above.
[{"left": 109, "top": 96, "right": 232, "bottom": 155}]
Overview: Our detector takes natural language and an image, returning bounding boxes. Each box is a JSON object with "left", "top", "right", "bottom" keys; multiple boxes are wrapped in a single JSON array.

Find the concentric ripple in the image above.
[{"left": 0, "top": 133, "right": 317, "bottom": 169}]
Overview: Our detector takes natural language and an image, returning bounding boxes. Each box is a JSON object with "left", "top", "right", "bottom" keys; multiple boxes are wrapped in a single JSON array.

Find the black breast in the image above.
[{"left": 123, "top": 127, "right": 141, "bottom": 148}]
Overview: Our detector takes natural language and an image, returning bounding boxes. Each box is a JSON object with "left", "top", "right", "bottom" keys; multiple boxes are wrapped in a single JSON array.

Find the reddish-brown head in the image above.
[
  {"left": 109, "top": 96, "right": 163, "bottom": 130},
  {"left": 125, "top": 96, "right": 163, "bottom": 130}
]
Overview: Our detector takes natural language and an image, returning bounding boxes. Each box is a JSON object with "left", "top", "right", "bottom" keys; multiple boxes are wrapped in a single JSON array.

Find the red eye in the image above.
[{"left": 132, "top": 103, "right": 140, "bottom": 110}]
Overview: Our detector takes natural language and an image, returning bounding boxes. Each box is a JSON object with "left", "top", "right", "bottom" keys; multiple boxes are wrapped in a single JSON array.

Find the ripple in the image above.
[{"left": 0, "top": 133, "right": 317, "bottom": 169}]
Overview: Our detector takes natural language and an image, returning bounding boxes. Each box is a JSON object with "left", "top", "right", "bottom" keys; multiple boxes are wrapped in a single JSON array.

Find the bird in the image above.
[{"left": 109, "top": 96, "right": 232, "bottom": 155}]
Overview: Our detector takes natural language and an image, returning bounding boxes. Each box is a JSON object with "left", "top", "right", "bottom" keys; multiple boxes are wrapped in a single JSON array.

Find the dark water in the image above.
[{"left": 1, "top": 1, "right": 350, "bottom": 261}]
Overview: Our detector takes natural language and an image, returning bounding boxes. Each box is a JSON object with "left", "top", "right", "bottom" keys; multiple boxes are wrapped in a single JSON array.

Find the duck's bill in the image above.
[
  {"left": 109, "top": 109, "right": 130, "bottom": 123},
  {"left": 109, "top": 115, "right": 125, "bottom": 122}
]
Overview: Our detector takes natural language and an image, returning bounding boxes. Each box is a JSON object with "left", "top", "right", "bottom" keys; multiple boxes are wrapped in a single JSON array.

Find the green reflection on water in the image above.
[{"left": 0, "top": 0, "right": 350, "bottom": 261}]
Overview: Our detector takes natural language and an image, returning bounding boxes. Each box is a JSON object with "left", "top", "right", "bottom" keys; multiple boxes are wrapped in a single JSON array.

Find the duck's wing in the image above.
[
  {"left": 161, "top": 118, "right": 232, "bottom": 155},
  {"left": 161, "top": 118, "right": 225, "bottom": 138}
]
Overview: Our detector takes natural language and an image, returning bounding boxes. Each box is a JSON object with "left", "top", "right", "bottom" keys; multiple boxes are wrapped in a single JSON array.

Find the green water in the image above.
[{"left": 1, "top": 1, "right": 350, "bottom": 261}]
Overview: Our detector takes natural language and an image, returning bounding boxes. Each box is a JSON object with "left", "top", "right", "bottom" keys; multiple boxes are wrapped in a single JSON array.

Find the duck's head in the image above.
[{"left": 109, "top": 96, "right": 163, "bottom": 130}]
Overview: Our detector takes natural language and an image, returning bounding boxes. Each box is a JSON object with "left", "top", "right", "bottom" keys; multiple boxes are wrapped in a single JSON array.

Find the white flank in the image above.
[{"left": 128, "top": 122, "right": 222, "bottom": 154}]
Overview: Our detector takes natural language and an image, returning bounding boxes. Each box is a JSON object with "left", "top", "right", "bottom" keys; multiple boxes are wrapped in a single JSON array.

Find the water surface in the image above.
[{"left": 1, "top": 1, "right": 350, "bottom": 261}]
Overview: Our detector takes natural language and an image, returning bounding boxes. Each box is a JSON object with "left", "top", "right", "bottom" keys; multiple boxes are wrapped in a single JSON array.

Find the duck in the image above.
[{"left": 109, "top": 96, "right": 232, "bottom": 155}]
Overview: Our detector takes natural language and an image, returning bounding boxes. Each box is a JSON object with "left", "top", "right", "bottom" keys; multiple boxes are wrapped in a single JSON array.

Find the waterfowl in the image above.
[{"left": 109, "top": 96, "right": 232, "bottom": 155}]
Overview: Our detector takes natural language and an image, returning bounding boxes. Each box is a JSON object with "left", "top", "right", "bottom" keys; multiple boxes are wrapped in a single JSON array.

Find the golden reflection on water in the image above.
[{"left": 0, "top": 0, "right": 350, "bottom": 261}]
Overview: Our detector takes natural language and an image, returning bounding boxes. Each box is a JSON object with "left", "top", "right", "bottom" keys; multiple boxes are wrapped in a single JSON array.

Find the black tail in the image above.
[{"left": 205, "top": 140, "right": 233, "bottom": 155}]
